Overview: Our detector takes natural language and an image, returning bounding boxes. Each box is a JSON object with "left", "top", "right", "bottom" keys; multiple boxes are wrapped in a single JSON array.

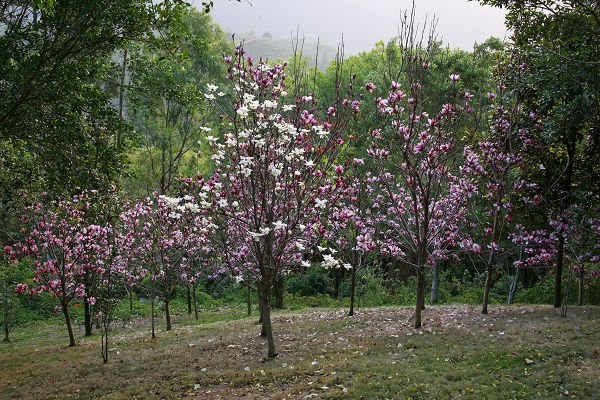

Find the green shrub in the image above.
[{"left": 286, "top": 266, "right": 332, "bottom": 297}]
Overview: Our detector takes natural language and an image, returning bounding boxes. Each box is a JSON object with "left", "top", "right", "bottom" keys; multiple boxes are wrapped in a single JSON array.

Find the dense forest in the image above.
[{"left": 0, "top": 1, "right": 599, "bottom": 395}]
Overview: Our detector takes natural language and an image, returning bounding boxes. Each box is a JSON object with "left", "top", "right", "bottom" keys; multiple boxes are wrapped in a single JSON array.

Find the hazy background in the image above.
[{"left": 196, "top": 0, "right": 509, "bottom": 55}]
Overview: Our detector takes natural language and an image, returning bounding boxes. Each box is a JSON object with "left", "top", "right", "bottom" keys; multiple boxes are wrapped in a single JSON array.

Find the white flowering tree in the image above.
[{"left": 189, "top": 46, "right": 359, "bottom": 357}]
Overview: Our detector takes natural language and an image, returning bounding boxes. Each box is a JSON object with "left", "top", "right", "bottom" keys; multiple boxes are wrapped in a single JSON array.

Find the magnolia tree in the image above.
[
  {"left": 88, "top": 224, "right": 129, "bottom": 363},
  {"left": 367, "top": 50, "right": 469, "bottom": 327},
  {"left": 5, "top": 193, "right": 110, "bottom": 347},
  {"left": 319, "top": 161, "right": 377, "bottom": 316},
  {"left": 548, "top": 202, "right": 600, "bottom": 309},
  {"left": 120, "top": 194, "right": 203, "bottom": 337},
  {"left": 174, "top": 186, "right": 214, "bottom": 321},
  {"left": 460, "top": 74, "right": 542, "bottom": 314},
  {"left": 189, "top": 45, "right": 360, "bottom": 357}
]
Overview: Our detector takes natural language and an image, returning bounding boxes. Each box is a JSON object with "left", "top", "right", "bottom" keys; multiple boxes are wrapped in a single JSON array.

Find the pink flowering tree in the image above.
[
  {"left": 5, "top": 193, "right": 109, "bottom": 347},
  {"left": 319, "top": 160, "right": 377, "bottom": 316},
  {"left": 367, "top": 51, "right": 469, "bottom": 328},
  {"left": 189, "top": 45, "right": 359, "bottom": 357},
  {"left": 548, "top": 201, "right": 600, "bottom": 308},
  {"left": 93, "top": 224, "right": 128, "bottom": 363},
  {"left": 507, "top": 224, "right": 556, "bottom": 304},
  {"left": 460, "top": 61, "right": 543, "bottom": 314},
  {"left": 120, "top": 194, "right": 200, "bottom": 337}
]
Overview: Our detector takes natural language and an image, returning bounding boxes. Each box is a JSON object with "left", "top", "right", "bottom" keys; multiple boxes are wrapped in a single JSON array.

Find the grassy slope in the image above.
[{"left": 0, "top": 304, "right": 598, "bottom": 399}]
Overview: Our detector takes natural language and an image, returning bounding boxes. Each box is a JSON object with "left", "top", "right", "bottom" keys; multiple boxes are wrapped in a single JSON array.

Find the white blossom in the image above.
[
  {"left": 272, "top": 220, "right": 286, "bottom": 231},
  {"left": 237, "top": 105, "right": 249, "bottom": 118},
  {"left": 315, "top": 198, "right": 328, "bottom": 209}
]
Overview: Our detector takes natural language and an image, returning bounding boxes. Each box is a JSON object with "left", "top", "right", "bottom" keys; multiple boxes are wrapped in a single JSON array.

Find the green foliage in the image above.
[
  {"left": 0, "top": 1, "right": 192, "bottom": 204},
  {"left": 123, "top": 8, "right": 232, "bottom": 196},
  {"left": 286, "top": 266, "right": 332, "bottom": 297}
]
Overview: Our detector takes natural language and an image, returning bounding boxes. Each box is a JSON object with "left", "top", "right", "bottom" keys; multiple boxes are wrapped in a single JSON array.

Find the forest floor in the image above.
[{"left": 0, "top": 304, "right": 599, "bottom": 399}]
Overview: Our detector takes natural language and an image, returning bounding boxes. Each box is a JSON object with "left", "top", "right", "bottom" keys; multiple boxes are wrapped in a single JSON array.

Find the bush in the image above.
[{"left": 286, "top": 266, "right": 332, "bottom": 297}]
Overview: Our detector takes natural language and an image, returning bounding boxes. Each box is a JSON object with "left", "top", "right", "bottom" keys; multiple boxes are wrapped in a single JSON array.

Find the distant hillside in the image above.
[{"left": 224, "top": 32, "right": 337, "bottom": 70}]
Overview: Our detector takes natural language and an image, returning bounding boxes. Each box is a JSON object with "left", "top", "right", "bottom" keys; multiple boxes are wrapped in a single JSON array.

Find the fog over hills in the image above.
[{"left": 195, "top": 0, "right": 509, "bottom": 55}]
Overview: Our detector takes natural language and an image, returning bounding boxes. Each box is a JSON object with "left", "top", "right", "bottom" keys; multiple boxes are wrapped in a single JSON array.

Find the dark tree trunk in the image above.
[
  {"left": 117, "top": 48, "right": 127, "bottom": 149},
  {"left": 419, "top": 277, "right": 426, "bottom": 311},
  {"left": 129, "top": 289, "right": 133, "bottom": 311},
  {"left": 508, "top": 267, "right": 520, "bottom": 305},
  {"left": 257, "top": 281, "right": 264, "bottom": 325},
  {"left": 415, "top": 269, "right": 425, "bottom": 328},
  {"left": 482, "top": 264, "right": 493, "bottom": 314},
  {"left": 260, "top": 281, "right": 277, "bottom": 358},
  {"left": 247, "top": 284, "right": 252, "bottom": 316},
  {"left": 260, "top": 291, "right": 267, "bottom": 337},
  {"left": 578, "top": 266, "right": 584, "bottom": 306},
  {"left": 555, "top": 139, "right": 574, "bottom": 308},
  {"left": 273, "top": 274, "right": 284, "bottom": 309},
  {"left": 430, "top": 264, "right": 440, "bottom": 305},
  {"left": 193, "top": 282, "right": 199, "bottom": 320},
  {"left": 349, "top": 267, "right": 357, "bottom": 316},
  {"left": 187, "top": 285, "right": 192, "bottom": 314},
  {"left": 151, "top": 297, "right": 156, "bottom": 341},
  {"left": 101, "top": 320, "right": 109, "bottom": 364},
  {"left": 62, "top": 302, "right": 76, "bottom": 347},
  {"left": 165, "top": 299, "right": 172, "bottom": 331},
  {"left": 554, "top": 235, "right": 565, "bottom": 308},
  {"left": 83, "top": 297, "right": 92, "bottom": 336}
]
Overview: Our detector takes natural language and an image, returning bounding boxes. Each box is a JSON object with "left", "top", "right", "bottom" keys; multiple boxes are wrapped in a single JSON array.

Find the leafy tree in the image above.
[
  {"left": 125, "top": 8, "right": 231, "bottom": 196},
  {"left": 478, "top": 0, "right": 600, "bottom": 307}
]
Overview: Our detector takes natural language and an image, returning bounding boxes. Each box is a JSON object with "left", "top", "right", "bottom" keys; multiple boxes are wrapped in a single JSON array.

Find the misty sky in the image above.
[{"left": 198, "top": 0, "right": 509, "bottom": 54}]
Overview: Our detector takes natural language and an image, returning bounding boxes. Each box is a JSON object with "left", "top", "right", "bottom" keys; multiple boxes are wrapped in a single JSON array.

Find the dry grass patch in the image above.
[{"left": 0, "top": 305, "right": 598, "bottom": 399}]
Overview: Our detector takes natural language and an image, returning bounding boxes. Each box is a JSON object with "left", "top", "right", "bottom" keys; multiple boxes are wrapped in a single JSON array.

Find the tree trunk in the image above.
[
  {"left": 508, "top": 246, "right": 523, "bottom": 305},
  {"left": 187, "top": 284, "right": 192, "bottom": 314},
  {"left": 578, "top": 266, "right": 584, "bottom": 306},
  {"left": 117, "top": 48, "right": 127, "bottom": 149},
  {"left": 260, "top": 292, "right": 267, "bottom": 337},
  {"left": 273, "top": 274, "right": 284, "bottom": 309},
  {"left": 193, "top": 282, "right": 199, "bottom": 320},
  {"left": 430, "top": 264, "right": 440, "bottom": 305},
  {"left": 129, "top": 289, "right": 133, "bottom": 311},
  {"left": 482, "top": 263, "right": 493, "bottom": 314},
  {"left": 165, "top": 298, "right": 172, "bottom": 331},
  {"left": 419, "top": 278, "right": 426, "bottom": 311},
  {"left": 260, "top": 282, "right": 277, "bottom": 358},
  {"left": 83, "top": 297, "right": 92, "bottom": 336},
  {"left": 151, "top": 297, "right": 156, "bottom": 341},
  {"left": 349, "top": 267, "right": 357, "bottom": 316},
  {"left": 508, "top": 267, "right": 520, "bottom": 305},
  {"left": 257, "top": 281, "right": 264, "bottom": 324},
  {"left": 62, "top": 302, "right": 76, "bottom": 347},
  {"left": 554, "top": 235, "right": 565, "bottom": 308},
  {"left": 247, "top": 284, "right": 252, "bottom": 316},
  {"left": 415, "top": 269, "right": 425, "bottom": 328},
  {"left": 101, "top": 321, "right": 109, "bottom": 364}
]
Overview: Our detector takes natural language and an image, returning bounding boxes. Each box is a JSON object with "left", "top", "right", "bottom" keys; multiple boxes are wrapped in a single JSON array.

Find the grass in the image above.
[{"left": 0, "top": 304, "right": 599, "bottom": 399}]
